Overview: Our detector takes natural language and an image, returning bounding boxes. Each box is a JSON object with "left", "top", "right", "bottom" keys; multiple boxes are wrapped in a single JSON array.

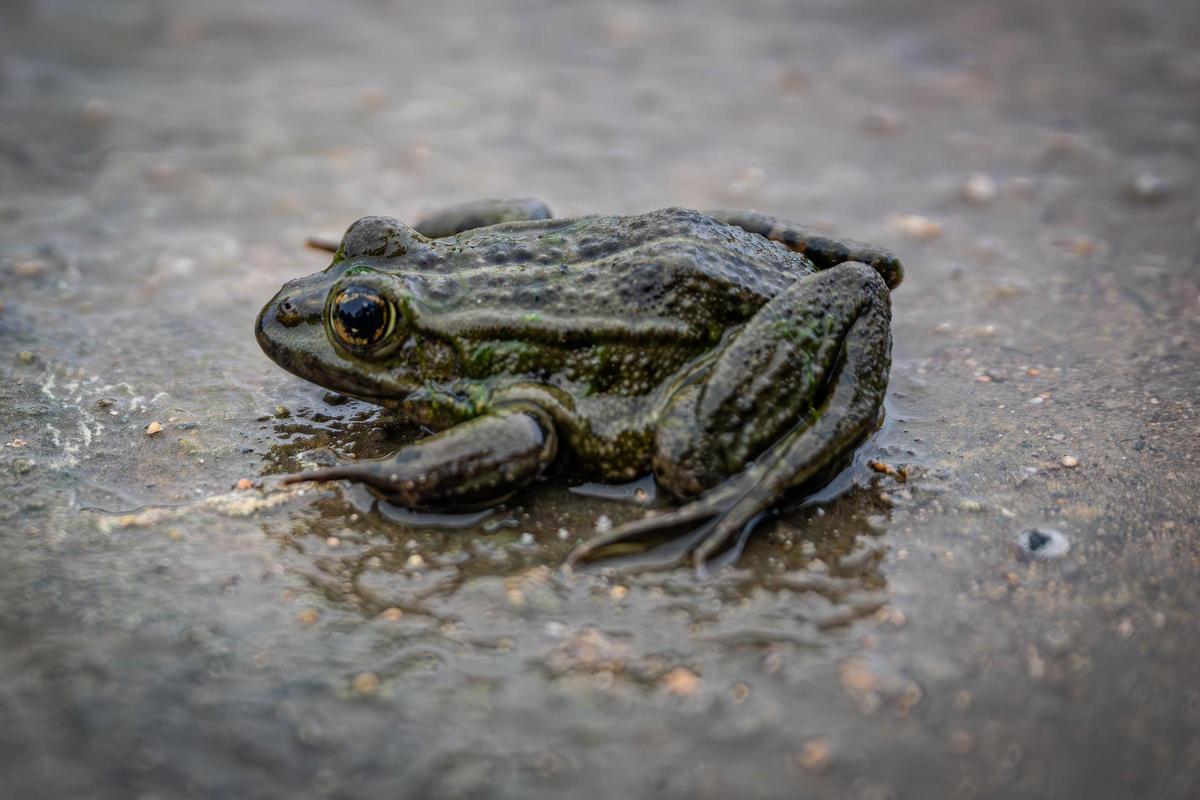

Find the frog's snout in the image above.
[
  {"left": 268, "top": 279, "right": 327, "bottom": 328},
  {"left": 255, "top": 278, "right": 329, "bottom": 369}
]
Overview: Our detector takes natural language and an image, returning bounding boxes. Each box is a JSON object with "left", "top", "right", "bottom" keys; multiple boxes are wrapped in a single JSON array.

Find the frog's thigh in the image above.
[
  {"left": 653, "top": 262, "right": 891, "bottom": 499},
  {"left": 705, "top": 208, "right": 902, "bottom": 289},
  {"left": 413, "top": 197, "right": 553, "bottom": 238}
]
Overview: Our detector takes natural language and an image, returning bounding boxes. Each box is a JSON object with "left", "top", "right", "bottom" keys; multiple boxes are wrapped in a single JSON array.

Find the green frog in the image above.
[{"left": 256, "top": 199, "right": 902, "bottom": 571}]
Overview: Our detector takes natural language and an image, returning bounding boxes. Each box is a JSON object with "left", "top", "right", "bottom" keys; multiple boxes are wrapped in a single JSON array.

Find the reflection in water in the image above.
[
  {"left": 260, "top": 397, "right": 897, "bottom": 620},
  {"left": 265, "top": 392, "right": 904, "bottom": 574}
]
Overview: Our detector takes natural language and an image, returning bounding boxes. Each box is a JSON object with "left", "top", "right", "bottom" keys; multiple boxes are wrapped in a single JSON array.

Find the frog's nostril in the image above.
[{"left": 276, "top": 297, "right": 302, "bottom": 327}]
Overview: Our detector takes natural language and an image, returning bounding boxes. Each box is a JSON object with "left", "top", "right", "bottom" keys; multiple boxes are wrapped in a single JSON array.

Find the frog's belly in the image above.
[{"left": 558, "top": 393, "right": 660, "bottom": 482}]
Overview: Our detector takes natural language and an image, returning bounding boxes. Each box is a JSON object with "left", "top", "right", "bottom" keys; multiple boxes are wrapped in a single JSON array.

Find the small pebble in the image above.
[
  {"left": 1126, "top": 170, "right": 1169, "bottom": 203},
  {"left": 595, "top": 515, "right": 613, "bottom": 533},
  {"left": 379, "top": 607, "right": 404, "bottom": 621},
  {"left": 235, "top": 478, "right": 253, "bottom": 490},
  {"left": 887, "top": 214, "right": 942, "bottom": 242},
  {"left": 662, "top": 667, "right": 701, "bottom": 697},
  {"left": 961, "top": 172, "right": 998, "bottom": 205},
  {"left": 839, "top": 659, "right": 878, "bottom": 695},
  {"left": 296, "top": 608, "right": 319, "bottom": 625},
  {"left": 1116, "top": 618, "right": 1135, "bottom": 639},
  {"left": 13, "top": 259, "right": 48, "bottom": 278},
  {"left": 405, "top": 554, "right": 425, "bottom": 570},
  {"left": 1061, "top": 455, "right": 1079, "bottom": 468},
  {"left": 352, "top": 672, "right": 380, "bottom": 695},
  {"left": 867, "top": 459, "right": 906, "bottom": 481},
  {"left": 16, "top": 351, "right": 36, "bottom": 365},
  {"left": 325, "top": 536, "right": 340, "bottom": 548},
  {"left": 958, "top": 499, "right": 984, "bottom": 513},
  {"left": 609, "top": 585, "right": 628, "bottom": 600},
  {"left": 145, "top": 421, "right": 163, "bottom": 436},
  {"left": 557, "top": 527, "right": 570, "bottom": 540},
  {"left": 795, "top": 737, "right": 833, "bottom": 773},
  {"left": 519, "top": 532, "right": 536, "bottom": 546}
]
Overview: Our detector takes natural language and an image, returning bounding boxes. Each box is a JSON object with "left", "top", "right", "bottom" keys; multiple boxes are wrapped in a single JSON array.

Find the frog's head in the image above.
[{"left": 256, "top": 216, "right": 435, "bottom": 403}]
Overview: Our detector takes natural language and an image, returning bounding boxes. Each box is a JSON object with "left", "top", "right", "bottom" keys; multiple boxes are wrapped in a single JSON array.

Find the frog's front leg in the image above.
[
  {"left": 567, "top": 262, "right": 891, "bottom": 573},
  {"left": 413, "top": 197, "right": 553, "bottom": 238},
  {"left": 283, "top": 403, "right": 557, "bottom": 510},
  {"left": 706, "top": 209, "right": 903, "bottom": 289}
]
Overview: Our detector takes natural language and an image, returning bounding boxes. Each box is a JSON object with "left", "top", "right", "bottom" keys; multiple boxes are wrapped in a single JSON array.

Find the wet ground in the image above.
[{"left": 2, "top": 0, "right": 1199, "bottom": 797}]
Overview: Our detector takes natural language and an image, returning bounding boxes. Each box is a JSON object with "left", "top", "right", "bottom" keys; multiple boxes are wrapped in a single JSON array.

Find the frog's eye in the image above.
[{"left": 330, "top": 285, "right": 395, "bottom": 351}]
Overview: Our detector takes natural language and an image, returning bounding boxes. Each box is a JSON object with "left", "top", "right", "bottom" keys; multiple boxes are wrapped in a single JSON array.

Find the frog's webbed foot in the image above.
[
  {"left": 413, "top": 197, "right": 553, "bottom": 238},
  {"left": 705, "top": 208, "right": 903, "bottom": 289},
  {"left": 567, "top": 262, "right": 892, "bottom": 575},
  {"left": 564, "top": 479, "right": 768, "bottom": 574}
]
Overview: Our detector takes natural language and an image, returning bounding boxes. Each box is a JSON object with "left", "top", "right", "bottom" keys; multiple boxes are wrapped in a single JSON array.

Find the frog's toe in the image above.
[
  {"left": 564, "top": 480, "right": 770, "bottom": 573},
  {"left": 690, "top": 497, "right": 773, "bottom": 576}
]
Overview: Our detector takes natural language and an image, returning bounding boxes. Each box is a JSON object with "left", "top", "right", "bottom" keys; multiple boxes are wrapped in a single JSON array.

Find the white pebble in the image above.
[
  {"left": 961, "top": 172, "right": 998, "bottom": 205},
  {"left": 1127, "top": 170, "right": 1169, "bottom": 203},
  {"left": 887, "top": 214, "right": 942, "bottom": 242}
]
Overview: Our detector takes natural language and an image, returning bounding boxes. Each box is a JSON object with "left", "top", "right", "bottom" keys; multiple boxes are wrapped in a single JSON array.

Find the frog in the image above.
[{"left": 256, "top": 198, "right": 902, "bottom": 572}]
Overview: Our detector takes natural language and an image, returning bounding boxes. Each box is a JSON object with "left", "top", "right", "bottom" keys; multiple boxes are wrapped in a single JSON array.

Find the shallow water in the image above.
[{"left": 2, "top": 0, "right": 1198, "bottom": 797}]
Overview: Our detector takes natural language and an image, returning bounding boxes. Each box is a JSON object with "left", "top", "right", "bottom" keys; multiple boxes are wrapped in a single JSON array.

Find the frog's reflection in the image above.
[{"left": 263, "top": 409, "right": 894, "bottom": 638}]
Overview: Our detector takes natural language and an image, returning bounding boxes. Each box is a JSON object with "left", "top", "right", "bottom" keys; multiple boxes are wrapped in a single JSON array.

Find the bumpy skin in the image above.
[{"left": 256, "top": 200, "right": 901, "bottom": 572}]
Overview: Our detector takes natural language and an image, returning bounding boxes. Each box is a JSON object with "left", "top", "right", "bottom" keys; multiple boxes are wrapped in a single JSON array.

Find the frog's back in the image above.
[{"left": 415, "top": 207, "right": 810, "bottom": 332}]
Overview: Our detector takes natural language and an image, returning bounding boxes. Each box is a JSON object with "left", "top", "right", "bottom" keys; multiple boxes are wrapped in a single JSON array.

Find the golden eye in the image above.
[{"left": 330, "top": 286, "right": 394, "bottom": 350}]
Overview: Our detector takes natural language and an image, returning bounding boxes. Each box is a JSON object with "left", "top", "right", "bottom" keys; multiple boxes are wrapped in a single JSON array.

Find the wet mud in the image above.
[{"left": 1, "top": 1, "right": 1198, "bottom": 797}]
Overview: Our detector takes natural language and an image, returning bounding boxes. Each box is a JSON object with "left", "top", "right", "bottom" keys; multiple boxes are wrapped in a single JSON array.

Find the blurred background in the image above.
[{"left": 1, "top": 0, "right": 1198, "bottom": 797}]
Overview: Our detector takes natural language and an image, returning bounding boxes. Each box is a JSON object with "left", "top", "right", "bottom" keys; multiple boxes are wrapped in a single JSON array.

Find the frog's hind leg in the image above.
[
  {"left": 413, "top": 197, "right": 553, "bottom": 238},
  {"left": 566, "top": 262, "right": 891, "bottom": 574},
  {"left": 706, "top": 208, "right": 903, "bottom": 289}
]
